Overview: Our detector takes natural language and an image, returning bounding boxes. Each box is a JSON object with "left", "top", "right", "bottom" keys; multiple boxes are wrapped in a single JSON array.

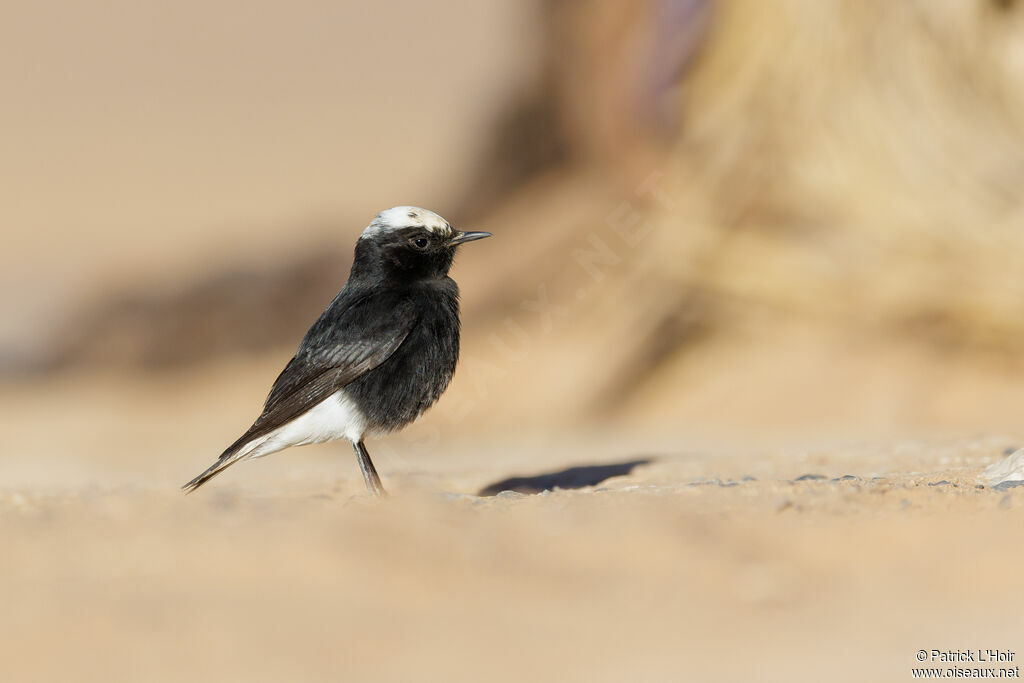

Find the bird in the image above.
[{"left": 182, "top": 206, "right": 490, "bottom": 496}]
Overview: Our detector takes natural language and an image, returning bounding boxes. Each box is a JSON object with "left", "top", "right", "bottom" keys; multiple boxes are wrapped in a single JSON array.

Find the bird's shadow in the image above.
[{"left": 477, "top": 458, "right": 653, "bottom": 496}]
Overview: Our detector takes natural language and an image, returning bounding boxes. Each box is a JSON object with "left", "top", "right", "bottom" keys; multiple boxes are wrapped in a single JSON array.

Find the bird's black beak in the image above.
[{"left": 448, "top": 231, "right": 491, "bottom": 246}]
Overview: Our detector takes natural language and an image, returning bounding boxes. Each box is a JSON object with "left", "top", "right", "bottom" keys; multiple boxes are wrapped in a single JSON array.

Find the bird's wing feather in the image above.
[
  {"left": 182, "top": 289, "right": 419, "bottom": 493},
  {"left": 237, "top": 291, "right": 418, "bottom": 451}
]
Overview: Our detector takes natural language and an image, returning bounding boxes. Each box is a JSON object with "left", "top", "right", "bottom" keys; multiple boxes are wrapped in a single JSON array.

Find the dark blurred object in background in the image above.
[{"left": 33, "top": 247, "right": 349, "bottom": 374}]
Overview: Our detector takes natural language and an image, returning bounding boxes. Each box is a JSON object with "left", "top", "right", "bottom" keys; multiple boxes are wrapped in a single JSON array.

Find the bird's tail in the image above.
[
  {"left": 181, "top": 434, "right": 260, "bottom": 494},
  {"left": 181, "top": 457, "right": 239, "bottom": 493}
]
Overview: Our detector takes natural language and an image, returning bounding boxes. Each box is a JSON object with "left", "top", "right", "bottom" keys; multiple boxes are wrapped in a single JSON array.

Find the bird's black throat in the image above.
[{"left": 349, "top": 226, "right": 458, "bottom": 286}]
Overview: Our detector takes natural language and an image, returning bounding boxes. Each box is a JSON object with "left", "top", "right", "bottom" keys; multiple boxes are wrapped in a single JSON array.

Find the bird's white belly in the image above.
[{"left": 243, "top": 390, "right": 367, "bottom": 460}]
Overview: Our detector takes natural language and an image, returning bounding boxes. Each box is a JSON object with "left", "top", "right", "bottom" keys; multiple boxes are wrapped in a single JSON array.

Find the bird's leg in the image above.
[{"left": 352, "top": 440, "right": 387, "bottom": 497}]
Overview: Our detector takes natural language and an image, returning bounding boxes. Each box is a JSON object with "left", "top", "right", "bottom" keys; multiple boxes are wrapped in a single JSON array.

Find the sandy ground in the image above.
[{"left": 3, "top": 369, "right": 1024, "bottom": 683}]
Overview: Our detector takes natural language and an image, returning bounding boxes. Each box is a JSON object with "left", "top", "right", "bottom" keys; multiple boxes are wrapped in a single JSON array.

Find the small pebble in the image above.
[
  {"left": 793, "top": 474, "right": 826, "bottom": 482},
  {"left": 689, "top": 478, "right": 723, "bottom": 487}
]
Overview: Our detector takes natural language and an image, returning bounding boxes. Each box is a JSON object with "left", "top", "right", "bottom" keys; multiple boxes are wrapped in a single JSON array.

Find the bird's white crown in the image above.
[{"left": 362, "top": 206, "right": 453, "bottom": 239}]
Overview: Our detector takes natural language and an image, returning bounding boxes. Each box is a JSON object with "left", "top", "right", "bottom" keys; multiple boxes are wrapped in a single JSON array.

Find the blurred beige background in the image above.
[
  {"left": 7, "top": 0, "right": 1024, "bottom": 438},
  {"left": 4, "top": 1, "right": 1024, "bottom": 681},
  {"left": 1, "top": 0, "right": 534, "bottom": 357}
]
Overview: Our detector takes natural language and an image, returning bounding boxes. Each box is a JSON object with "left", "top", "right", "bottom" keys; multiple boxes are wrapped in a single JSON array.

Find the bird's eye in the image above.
[{"left": 411, "top": 237, "right": 429, "bottom": 250}]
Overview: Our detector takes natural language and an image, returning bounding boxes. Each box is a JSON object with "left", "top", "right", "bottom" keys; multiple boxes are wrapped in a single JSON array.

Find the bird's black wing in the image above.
[
  {"left": 240, "top": 289, "right": 418, "bottom": 449},
  {"left": 182, "top": 289, "right": 418, "bottom": 493}
]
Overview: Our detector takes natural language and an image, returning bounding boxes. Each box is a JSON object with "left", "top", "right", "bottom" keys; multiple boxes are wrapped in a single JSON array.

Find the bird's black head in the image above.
[{"left": 350, "top": 207, "right": 490, "bottom": 283}]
